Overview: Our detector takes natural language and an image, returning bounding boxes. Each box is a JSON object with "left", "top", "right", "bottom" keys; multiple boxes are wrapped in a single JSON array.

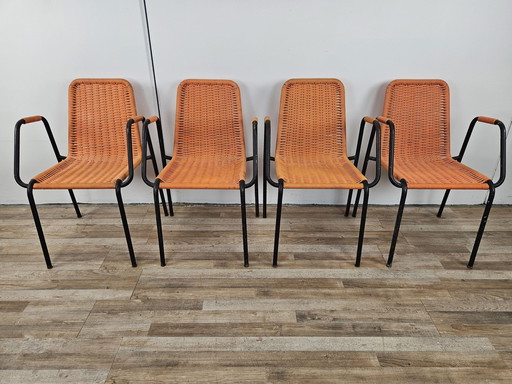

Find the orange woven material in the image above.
[
  {"left": 275, "top": 79, "right": 366, "bottom": 189},
  {"left": 33, "top": 79, "right": 141, "bottom": 189},
  {"left": 157, "top": 80, "right": 246, "bottom": 190},
  {"left": 381, "top": 79, "right": 490, "bottom": 190}
]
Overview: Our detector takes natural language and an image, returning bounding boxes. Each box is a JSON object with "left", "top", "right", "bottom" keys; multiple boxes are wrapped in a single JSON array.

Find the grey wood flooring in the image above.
[{"left": 0, "top": 203, "right": 511, "bottom": 383}]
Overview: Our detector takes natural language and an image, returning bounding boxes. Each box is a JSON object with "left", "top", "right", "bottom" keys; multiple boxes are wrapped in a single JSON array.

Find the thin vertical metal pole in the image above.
[{"left": 143, "top": 0, "right": 162, "bottom": 121}]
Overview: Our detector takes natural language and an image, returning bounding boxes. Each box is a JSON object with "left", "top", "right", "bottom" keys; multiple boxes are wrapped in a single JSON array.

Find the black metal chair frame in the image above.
[
  {"left": 263, "top": 116, "right": 381, "bottom": 267},
  {"left": 348, "top": 115, "right": 506, "bottom": 268},
  {"left": 14, "top": 115, "right": 166, "bottom": 269},
  {"left": 142, "top": 117, "right": 259, "bottom": 268}
]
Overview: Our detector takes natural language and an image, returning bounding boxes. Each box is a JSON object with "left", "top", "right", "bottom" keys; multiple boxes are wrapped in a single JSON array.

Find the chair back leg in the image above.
[
  {"left": 387, "top": 181, "right": 408, "bottom": 267},
  {"left": 67, "top": 190, "right": 82, "bottom": 218},
  {"left": 272, "top": 179, "right": 285, "bottom": 267},
  {"left": 166, "top": 190, "right": 174, "bottom": 216},
  {"left": 115, "top": 180, "right": 137, "bottom": 267},
  {"left": 27, "top": 180, "right": 53, "bottom": 269},
  {"left": 355, "top": 181, "right": 369, "bottom": 267},
  {"left": 467, "top": 181, "right": 495, "bottom": 268},
  {"left": 437, "top": 189, "right": 451, "bottom": 217},
  {"left": 344, "top": 190, "right": 354, "bottom": 217},
  {"left": 239, "top": 181, "right": 249, "bottom": 267}
]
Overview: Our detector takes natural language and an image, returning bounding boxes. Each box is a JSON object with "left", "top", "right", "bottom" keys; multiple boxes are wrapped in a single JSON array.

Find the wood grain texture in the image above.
[{"left": 0, "top": 203, "right": 511, "bottom": 383}]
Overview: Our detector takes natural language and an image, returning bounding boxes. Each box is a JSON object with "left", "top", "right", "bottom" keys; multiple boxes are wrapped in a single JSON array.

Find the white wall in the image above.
[{"left": 1, "top": 0, "right": 511, "bottom": 205}]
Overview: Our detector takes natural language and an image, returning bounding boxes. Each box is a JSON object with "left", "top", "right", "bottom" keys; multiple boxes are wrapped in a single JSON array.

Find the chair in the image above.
[
  {"left": 263, "top": 78, "right": 381, "bottom": 267},
  {"left": 352, "top": 79, "right": 506, "bottom": 268},
  {"left": 14, "top": 78, "right": 156, "bottom": 268},
  {"left": 142, "top": 79, "right": 258, "bottom": 267}
]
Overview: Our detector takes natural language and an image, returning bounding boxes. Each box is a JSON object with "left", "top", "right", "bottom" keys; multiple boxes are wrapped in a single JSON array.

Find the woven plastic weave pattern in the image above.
[
  {"left": 381, "top": 79, "right": 490, "bottom": 189},
  {"left": 158, "top": 80, "right": 246, "bottom": 189},
  {"left": 33, "top": 79, "right": 141, "bottom": 189},
  {"left": 275, "top": 79, "right": 365, "bottom": 189}
]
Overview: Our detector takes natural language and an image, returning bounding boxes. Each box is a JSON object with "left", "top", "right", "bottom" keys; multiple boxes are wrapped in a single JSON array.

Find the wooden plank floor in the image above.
[{"left": 0, "top": 203, "right": 511, "bottom": 383}]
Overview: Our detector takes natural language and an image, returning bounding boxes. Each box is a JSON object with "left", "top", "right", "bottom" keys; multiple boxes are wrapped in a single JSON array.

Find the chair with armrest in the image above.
[
  {"left": 350, "top": 79, "right": 506, "bottom": 268},
  {"left": 13, "top": 78, "right": 162, "bottom": 268}
]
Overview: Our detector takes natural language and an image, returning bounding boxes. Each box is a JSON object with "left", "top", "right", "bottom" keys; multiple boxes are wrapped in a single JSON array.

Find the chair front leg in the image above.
[
  {"left": 27, "top": 180, "right": 52, "bottom": 269},
  {"left": 355, "top": 181, "right": 369, "bottom": 267},
  {"left": 387, "top": 180, "right": 408, "bottom": 268},
  {"left": 467, "top": 181, "right": 495, "bottom": 269},
  {"left": 153, "top": 180, "right": 166, "bottom": 267},
  {"left": 272, "top": 179, "right": 285, "bottom": 267},
  {"left": 115, "top": 180, "right": 137, "bottom": 267},
  {"left": 240, "top": 181, "right": 249, "bottom": 267}
]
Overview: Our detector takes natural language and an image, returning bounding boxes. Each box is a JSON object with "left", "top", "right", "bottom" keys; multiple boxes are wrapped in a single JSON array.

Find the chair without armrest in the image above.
[
  {"left": 264, "top": 78, "right": 381, "bottom": 267},
  {"left": 142, "top": 79, "right": 258, "bottom": 267},
  {"left": 14, "top": 79, "right": 148, "bottom": 268}
]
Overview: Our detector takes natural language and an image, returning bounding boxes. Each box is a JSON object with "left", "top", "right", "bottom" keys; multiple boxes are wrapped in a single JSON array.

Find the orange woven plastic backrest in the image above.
[
  {"left": 276, "top": 79, "right": 347, "bottom": 162},
  {"left": 68, "top": 79, "right": 141, "bottom": 163},
  {"left": 381, "top": 79, "right": 450, "bottom": 163},
  {"left": 174, "top": 79, "right": 245, "bottom": 160}
]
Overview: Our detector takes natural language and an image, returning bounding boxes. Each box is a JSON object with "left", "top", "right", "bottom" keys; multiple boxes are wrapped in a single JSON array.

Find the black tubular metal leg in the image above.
[
  {"left": 240, "top": 181, "right": 249, "bottom": 267},
  {"left": 467, "top": 182, "right": 495, "bottom": 269},
  {"left": 355, "top": 181, "right": 369, "bottom": 267},
  {"left": 272, "top": 180, "right": 284, "bottom": 267},
  {"left": 115, "top": 181, "right": 137, "bottom": 267},
  {"left": 27, "top": 180, "right": 52, "bottom": 269},
  {"left": 255, "top": 179, "right": 260, "bottom": 218},
  {"left": 153, "top": 181, "right": 166, "bottom": 266},
  {"left": 344, "top": 190, "right": 353, "bottom": 217},
  {"left": 263, "top": 178, "right": 267, "bottom": 218},
  {"left": 387, "top": 182, "right": 408, "bottom": 268},
  {"left": 437, "top": 189, "right": 451, "bottom": 217},
  {"left": 68, "top": 189, "right": 82, "bottom": 218},
  {"left": 166, "top": 190, "right": 174, "bottom": 216}
]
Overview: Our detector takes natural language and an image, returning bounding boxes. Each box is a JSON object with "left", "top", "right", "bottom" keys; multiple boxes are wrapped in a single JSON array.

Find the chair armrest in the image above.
[
  {"left": 456, "top": 116, "right": 506, "bottom": 187},
  {"left": 245, "top": 118, "right": 258, "bottom": 188},
  {"left": 377, "top": 115, "right": 402, "bottom": 188},
  {"left": 14, "top": 115, "right": 64, "bottom": 188},
  {"left": 141, "top": 115, "right": 172, "bottom": 188},
  {"left": 120, "top": 115, "right": 145, "bottom": 188},
  {"left": 351, "top": 116, "right": 381, "bottom": 188},
  {"left": 264, "top": 117, "right": 280, "bottom": 188}
]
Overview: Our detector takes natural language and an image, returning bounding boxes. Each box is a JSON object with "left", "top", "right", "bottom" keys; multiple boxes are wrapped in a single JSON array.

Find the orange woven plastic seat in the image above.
[
  {"left": 265, "top": 78, "right": 380, "bottom": 267},
  {"left": 142, "top": 79, "right": 258, "bottom": 267},
  {"left": 14, "top": 79, "right": 144, "bottom": 268},
  {"left": 374, "top": 79, "right": 506, "bottom": 268},
  {"left": 32, "top": 158, "right": 136, "bottom": 189},
  {"left": 386, "top": 157, "right": 490, "bottom": 190}
]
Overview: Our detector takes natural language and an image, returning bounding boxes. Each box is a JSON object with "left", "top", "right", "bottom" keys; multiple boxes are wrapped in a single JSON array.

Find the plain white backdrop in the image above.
[{"left": 1, "top": 0, "right": 511, "bottom": 205}]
